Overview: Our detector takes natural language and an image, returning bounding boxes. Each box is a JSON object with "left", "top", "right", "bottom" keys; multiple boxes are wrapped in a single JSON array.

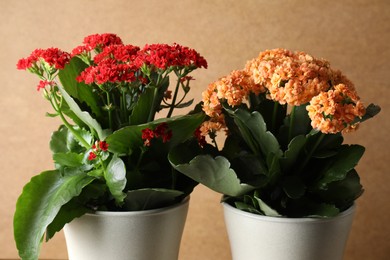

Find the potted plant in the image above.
[
  {"left": 14, "top": 33, "right": 207, "bottom": 260},
  {"left": 169, "top": 48, "right": 380, "bottom": 260}
]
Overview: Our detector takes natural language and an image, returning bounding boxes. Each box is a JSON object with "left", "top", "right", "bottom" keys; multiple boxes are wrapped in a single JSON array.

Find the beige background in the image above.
[{"left": 1, "top": 0, "right": 389, "bottom": 259}]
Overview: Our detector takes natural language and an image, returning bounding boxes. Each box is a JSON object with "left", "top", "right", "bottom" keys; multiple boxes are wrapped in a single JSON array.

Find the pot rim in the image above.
[
  {"left": 86, "top": 196, "right": 190, "bottom": 217},
  {"left": 222, "top": 201, "right": 355, "bottom": 223}
]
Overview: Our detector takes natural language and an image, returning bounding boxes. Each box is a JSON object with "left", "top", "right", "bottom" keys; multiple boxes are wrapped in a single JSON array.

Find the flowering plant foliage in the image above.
[
  {"left": 170, "top": 48, "right": 380, "bottom": 218},
  {"left": 14, "top": 33, "right": 207, "bottom": 260}
]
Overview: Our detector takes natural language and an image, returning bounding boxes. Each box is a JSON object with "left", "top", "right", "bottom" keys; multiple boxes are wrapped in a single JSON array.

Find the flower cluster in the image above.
[
  {"left": 88, "top": 140, "right": 109, "bottom": 161},
  {"left": 17, "top": 47, "right": 71, "bottom": 71},
  {"left": 141, "top": 123, "right": 173, "bottom": 146},
  {"left": 201, "top": 48, "right": 366, "bottom": 135}
]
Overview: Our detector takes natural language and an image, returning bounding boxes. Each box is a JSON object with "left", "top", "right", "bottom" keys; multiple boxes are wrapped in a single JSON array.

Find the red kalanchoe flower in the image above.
[
  {"left": 93, "top": 44, "right": 140, "bottom": 63},
  {"left": 17, "top": 48, "right": 70, "bottom": 70},
  {"left": 141, "top": 128, "right": 155, "bottom": 146},
  {"left": 194, "top": 127, "right": 207, "bottom": 147},
  {"left": 99, "top": 141, "right": 109, "bottom": 151},
  {"left": 88, "top": 152, "right": 97, "bottom": 161},
  {"left": 161, "top": 129, "right": 173, "bottom": 143},
  {"left": 153, "top": 123, "right": 172, "bottom": 143},
  {"left": 36, "top": 80, "right": 54, "bottom": 91},
  {"left": 153, "top": 123, "right": 169, "bottom": 138},
  {"left": 83, "top": 33, "right": 123, "bottom": 51},
  {"left": 71, "top": 33, "right": 124, "bottom": 57},
  {"left": 136, "top": 43, "right": 208, "bottom": 70}
]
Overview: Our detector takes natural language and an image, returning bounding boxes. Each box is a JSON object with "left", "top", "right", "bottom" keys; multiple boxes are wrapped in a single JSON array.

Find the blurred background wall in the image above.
[{"left": 1, "top": 0, "right": 389, "bottom": 259}]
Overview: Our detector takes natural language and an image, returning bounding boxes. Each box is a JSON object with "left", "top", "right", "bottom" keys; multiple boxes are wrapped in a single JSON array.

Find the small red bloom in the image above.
[
  {"left": 162, "top": 130, "right": 173, "bottom": 143},
  {"left": 154, "top": 123, "right": 169, "bottom": 138},
  {"left": 88, "top": 152, "right": 97, "bottom": 161},
  {"left": 141, "top": 128, "right": 155, "bottom": 146},
  {"left": 99, "top": 141, "right": 109, "bottom": 151},
  {"left": 36, "top": 80, "right": 54, "bottom": 91},
  {"left": 194, "top": 127, "right": 207, "bottom": 147}
]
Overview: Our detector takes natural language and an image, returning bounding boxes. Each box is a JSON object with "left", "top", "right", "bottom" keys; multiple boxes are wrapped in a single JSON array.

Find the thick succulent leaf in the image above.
[
  {"left": 265, "top": 153, "right": 281, "bottom": 186},
  {"left": 282, "top": 175, "right": 306, "bottom": 199},
  {"left": 315, "top": 145, "right": 365, "bottom": 188},
  {"left": 314, "top": 169, "right": 363, "bottom": 209},
  {"left": 226, "top": 107, "right": 282, "bottom": 157},
  {"left": 58, "top": 57, "right": 102, "bottom": 118},
  {"left": 280, "top": 135, "right": 306, "bottom": 171},
  {"left": 312, "top": 133, "right": 343, "bottom": 158},
  {"left": 52, "top": 152, "right": 84, "bottom": 168},
  {"left": 288, "top": 104, "right": 312, "bottom": 137},
  {"left": 45, "top": 199, "right": 90, "bottom": 241},
  {"left": 107, "top": 113, "right": 205, "bottom": 155},
  {"left": 129, "top": 87, "right": 157, "bottom": 125},
  {"left": 353, "top": 103, "right": 381, "bottom": 124},
  {"left": 14, "top": 170, "right": 94, "bottom": 260},
  {"left": 305, "top": 203, "right": 340, "bottom": 218},
  {"left": 104, "top": 155, "right": 127, "bottom": 204},
  {"left": 124, "top": 188, "right": 184, "bottom": 210},
  {"left": 253, "top": 194, "right": 281, "bottom": 217},
  {"left": 169, "top": 154, "right": 255, "bottom": 197},
  {"left": 57, "top": 83, "right": 108, "bottom": 141},
  {"left": 50, "top": 125, "right": 91, "bottom": 155},
  {"left": 46, "top": 182, "right": 108, "bottom": 241},
  {"left": 235, "top": 201, "right": 263, "bottom": 214},
  {"left": 50, "top": 126, "right": 69, "bottom": 153}
]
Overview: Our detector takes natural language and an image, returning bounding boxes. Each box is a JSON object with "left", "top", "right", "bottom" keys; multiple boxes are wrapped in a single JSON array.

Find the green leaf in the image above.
[
  {"left": 57, "top": 83, "right": 109, "bottom": 141},
  {"left": 288, "top": 104, "right": 312, "bottom": 137},
  {"left": 129, "top": 87, "right": 157, "bottom": 125},
  {"left": 254, "top": 193, "right": 281, "bottom": 217},
  {"left": 104, "top": 155, "right": 127, "bottom": 204},
  {"left": 266, "top": 153, "right": 281, "bottom": 186},
  {"left": 312, "top": 134, "right": 343, "bottom": 159},
  {"left": 52, "top": 152, "right": 84, "bottom": 167},
  {"left": 46, "top": 181, "right": 107, "bottom": 241},
  {"left": 50, "top": 126, "right": 69, "bottom": 154},
  {"left": 280, "top": 135, "right": 306, "bottom": 171},
  {"left": 124, "top": 188, "right": 184, "bottom": 210},
  {"left": 169, "top": 154, "right": 255, "bottom": 197},
  {"left": 45, "top": 199, "right": 90, "bottom": 241},
  {"left": 58, "top": 57, "right": 102, "bottom": 118},
  {"left": 234, "top": 201, "right": 262, "bottom": 214},
  {"left": 226, "top": 107, "right": 282, "bottom": 157},
  {"left": 14, "top": 170, "right": 94, "bottom": 260},
  {"left": 282, "top": 175, "right": 306, "bottom": 199},
  {"left": 305, "top": 203, "right": 340, "bottom": 218},
  {"left": 315, "top": 169, "right": 363, "bottom": 209},
  {"left": 353, "top": 103, "right": 381, "bottom": 124},
  {"left": 316, "top": 145, "right": 365, "bottom": 188}
]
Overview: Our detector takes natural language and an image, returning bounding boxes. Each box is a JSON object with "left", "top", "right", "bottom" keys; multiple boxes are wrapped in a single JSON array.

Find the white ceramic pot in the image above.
[
  {"left": 64, "top": 197, "right": 189, "bottom": 260},
  {"left": 223, "top": 202, "right": 355, "bottom": 260}
]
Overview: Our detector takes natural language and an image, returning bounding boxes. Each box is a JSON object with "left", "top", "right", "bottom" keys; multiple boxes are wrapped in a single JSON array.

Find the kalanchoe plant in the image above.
[
  {"left": 170, "top": 48, "right": 380, "bottom": 218},
  {"left": 14, "top": 33, "right": 207, "bottom": 260}
]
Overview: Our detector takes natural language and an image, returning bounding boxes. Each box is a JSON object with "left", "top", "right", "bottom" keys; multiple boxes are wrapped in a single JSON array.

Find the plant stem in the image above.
[
  {"left": 105, "top": 91, "right": 113, "bottom": 130},
  {"left": 288, "top": 106, "right": 296, "bottom": 142},
  {"left": 271, "top": 102, "right": 279, "bottom": 133},
  {"left": 296, "top": 133, "right": 325, "bottom": 174},
  {"left": 166, "top": 76, "right": 182, "bottom": 118},
  {"left": 50, "top": 92, "right": 90, "bottom": 148},
  {"left": 147, "top": 87, "right": 159, "bottom": 122}
]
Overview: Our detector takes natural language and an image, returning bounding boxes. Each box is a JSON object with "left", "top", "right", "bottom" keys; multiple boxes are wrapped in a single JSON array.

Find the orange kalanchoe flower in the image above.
[
  {"left": 246, "top": 48, "right": 332, "bottom": 106},
  {"left": 307, "top": 84, "right": 366, "bottom": 134},
  {"left": 201, "top": 70, "right": 264, "bottom": 136}
]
